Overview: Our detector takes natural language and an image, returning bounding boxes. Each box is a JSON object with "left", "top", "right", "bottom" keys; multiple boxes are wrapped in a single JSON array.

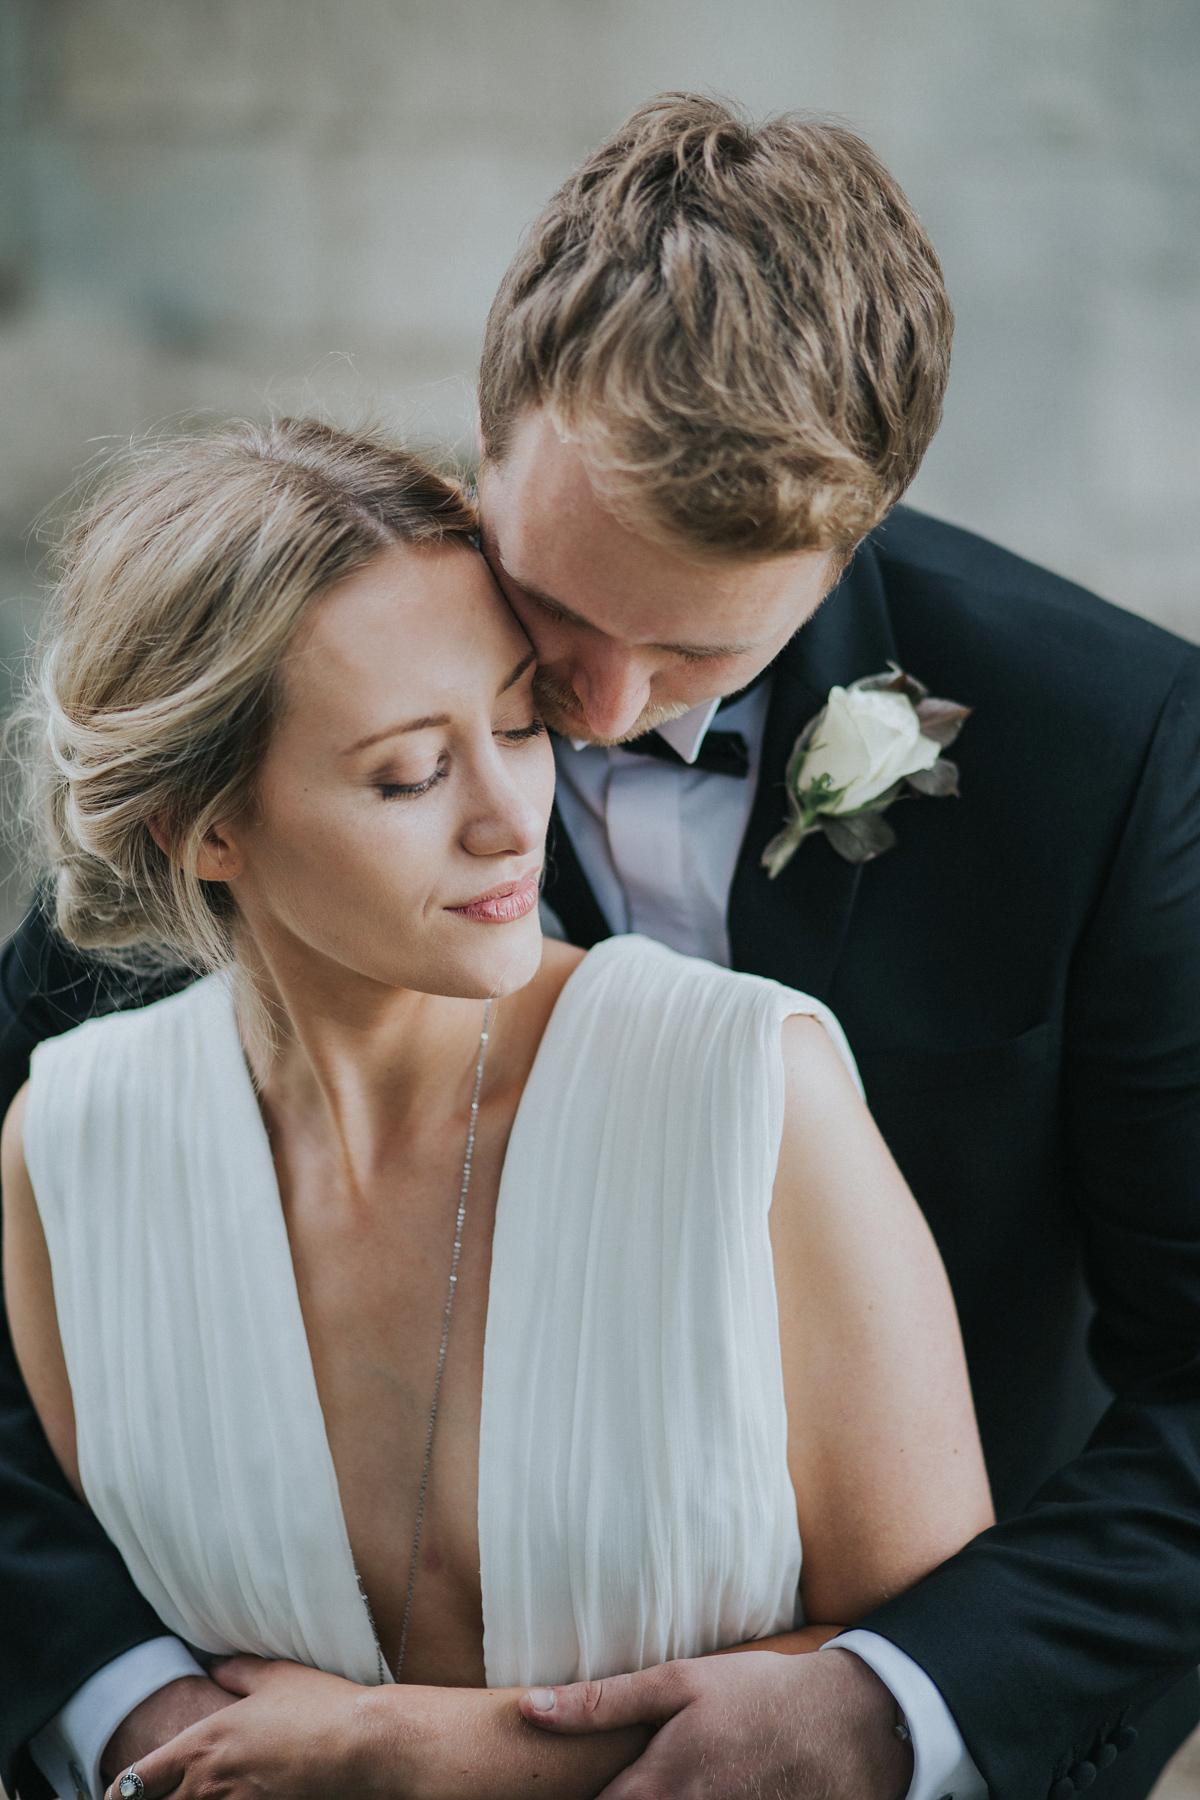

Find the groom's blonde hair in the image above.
[
  {"left": 21, "top": 418, "right": 476, "bottom": 973},
  {"left": 480, "top": 93, "right": 952, "bottom": 558}
]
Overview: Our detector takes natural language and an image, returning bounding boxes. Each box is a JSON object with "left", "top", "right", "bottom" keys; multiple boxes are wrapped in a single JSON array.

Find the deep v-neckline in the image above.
[{"left": 210, "top": 961, "right": 593, "bottom": 1686}]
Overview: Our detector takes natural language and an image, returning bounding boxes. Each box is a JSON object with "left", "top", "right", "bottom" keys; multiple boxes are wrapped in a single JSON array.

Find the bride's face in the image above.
[{"left": 212, "top": 541, "right": 554, "bottom": 1002}]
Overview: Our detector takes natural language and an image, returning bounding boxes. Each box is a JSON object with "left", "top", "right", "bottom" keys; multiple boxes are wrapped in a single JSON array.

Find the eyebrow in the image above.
[
  {"left": 500, "top": 649, "right": 536, "bottom": 692},
  {"left": 498, "top": 559, "right": 756, "bottom": 661},
  {"left": 346, "top": 651, "right": 536, "bottom": 755}
]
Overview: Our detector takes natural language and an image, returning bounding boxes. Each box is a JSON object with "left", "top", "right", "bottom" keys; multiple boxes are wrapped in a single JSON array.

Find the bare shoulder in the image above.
[
  {"left": 1, "top": 1079, "right": 31, "bottom": 1203},
  {"left": 772, "top": 1008, "right": 894, "bottom": 1228},
  {"left": 779, "top": 1011, "right": 864, "bottom": 1119}
]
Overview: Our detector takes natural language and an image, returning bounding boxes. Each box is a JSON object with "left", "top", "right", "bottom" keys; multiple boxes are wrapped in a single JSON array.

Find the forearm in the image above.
[
  {"left": 369, "top": 1683, "right": 650, "bottom": 1800},
  {"left": 711, "top": 1624, "right": 843, "bottom": 1656}
]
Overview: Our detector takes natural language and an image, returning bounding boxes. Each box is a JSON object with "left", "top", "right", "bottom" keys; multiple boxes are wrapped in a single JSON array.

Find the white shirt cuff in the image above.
[
  {"left": 29, "top": 1637, "right": 206, "bottom": 1800},
  {"left": 824, "top": 1629, "right": 988, "bottom": 1800}
]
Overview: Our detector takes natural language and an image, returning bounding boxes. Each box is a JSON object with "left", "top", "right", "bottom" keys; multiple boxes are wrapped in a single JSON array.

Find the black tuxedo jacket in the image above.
[{"left": 2, "top": 509, "right": 1200, "bottom": 1800}]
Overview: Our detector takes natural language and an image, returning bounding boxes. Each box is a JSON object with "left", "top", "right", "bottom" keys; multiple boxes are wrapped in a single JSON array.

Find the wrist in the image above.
[
  {"left": 821, "top": 1647, "right": 914, "bottom": 1800},
  {"left": 100, "top": 1676, "right": 235, "bottom": 1783},
  {"left": 355, "top": 1684, "right": 457, "bottom": 1800},
  {"left": 345, "top": 1686, "right": 409, "bottom": 1799}
]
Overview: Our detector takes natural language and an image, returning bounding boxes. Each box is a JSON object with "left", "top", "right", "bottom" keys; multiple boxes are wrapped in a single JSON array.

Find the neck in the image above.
[{"left": 233, "top": 924, "right": 495, "bottom": 1185}]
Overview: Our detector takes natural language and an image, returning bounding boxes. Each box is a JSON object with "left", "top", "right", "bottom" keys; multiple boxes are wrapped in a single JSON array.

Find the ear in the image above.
[
  {"left": 146, "top": 815, "right": 244, "bottom": 883},
  {"left": 194, "top": 826, "right": 244, "bottom": 883}
]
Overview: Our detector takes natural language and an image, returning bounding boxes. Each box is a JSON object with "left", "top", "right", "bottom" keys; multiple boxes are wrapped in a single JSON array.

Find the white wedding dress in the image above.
[{"left": 26, "top": 934, "right": 860, "bottom": 1689}]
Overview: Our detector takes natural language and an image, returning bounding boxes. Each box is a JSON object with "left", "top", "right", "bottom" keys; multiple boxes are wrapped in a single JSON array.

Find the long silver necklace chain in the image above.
[{"left": 393, "top": 996, "right": 493, "bottom": 1683}]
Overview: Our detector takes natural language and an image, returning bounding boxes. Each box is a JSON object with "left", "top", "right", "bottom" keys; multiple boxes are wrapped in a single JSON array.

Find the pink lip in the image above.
[{"left": 447, "top": 869, "right": 541, "bottom": 925}]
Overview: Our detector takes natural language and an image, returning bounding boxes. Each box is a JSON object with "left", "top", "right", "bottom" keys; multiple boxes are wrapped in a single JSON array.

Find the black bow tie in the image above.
[{"left": 619, "top": 727, "right": 750, "bottom": 779}]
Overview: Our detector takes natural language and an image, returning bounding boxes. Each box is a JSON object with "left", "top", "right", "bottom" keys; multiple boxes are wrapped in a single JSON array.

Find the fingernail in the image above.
[{"left": 527, "top": 1687, "right": 557, "bottom": 1712}]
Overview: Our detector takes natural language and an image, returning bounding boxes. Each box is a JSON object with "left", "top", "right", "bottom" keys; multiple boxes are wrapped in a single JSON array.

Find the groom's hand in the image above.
[
  {"left": 101, "top": 1678, "right": 236, "bottom": 1784},
  {"left": 519, "top": 1645, "right": 914, "bottom": 1800}
]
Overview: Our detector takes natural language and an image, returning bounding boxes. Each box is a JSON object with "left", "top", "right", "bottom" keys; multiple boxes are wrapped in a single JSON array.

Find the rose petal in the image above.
[
  {"left": 785, "top": 706, "right": 827, "bottom": 790},
  {"left": 802, "top": 689, "right": 937, "bottom": 811}
]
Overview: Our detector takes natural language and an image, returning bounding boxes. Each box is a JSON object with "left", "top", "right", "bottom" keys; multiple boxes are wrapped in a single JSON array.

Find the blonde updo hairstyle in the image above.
[{"left": 23, "top": 417, "right": 477, "bottom": 975}]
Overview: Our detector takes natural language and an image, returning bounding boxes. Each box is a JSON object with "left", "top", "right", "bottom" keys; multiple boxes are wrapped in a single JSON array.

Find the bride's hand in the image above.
[{"left": 104, "top": 1658, "right": 396, "bottom": 1800}]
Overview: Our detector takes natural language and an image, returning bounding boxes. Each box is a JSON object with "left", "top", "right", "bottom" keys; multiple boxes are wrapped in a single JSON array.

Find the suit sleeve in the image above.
[
  {"left": 856, "top": 653, "right": 1200, "bottom": 1800},
  {"left": 0, "top": 900, "right": 186, "bottom": 1798}
]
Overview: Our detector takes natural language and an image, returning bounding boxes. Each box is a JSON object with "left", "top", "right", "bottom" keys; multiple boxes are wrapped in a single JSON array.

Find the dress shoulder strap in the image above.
[{"left": 478, "top": 934, "right": 856, "bottom": 1687}]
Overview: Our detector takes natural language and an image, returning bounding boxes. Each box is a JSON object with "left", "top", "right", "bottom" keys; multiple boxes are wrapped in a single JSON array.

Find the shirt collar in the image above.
[{"left": 651, "top": 698, "right": 724, "bottom": 764}]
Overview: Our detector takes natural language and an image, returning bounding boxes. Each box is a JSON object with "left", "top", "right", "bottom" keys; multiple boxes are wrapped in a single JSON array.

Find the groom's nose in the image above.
[{"left": 568, "top": 644, "right": 655, "bottom": 740}]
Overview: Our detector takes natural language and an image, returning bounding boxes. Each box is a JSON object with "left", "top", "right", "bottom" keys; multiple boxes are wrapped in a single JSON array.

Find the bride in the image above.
[{"left": 2, "top": 419, "right": 992, "bottom": 1800}]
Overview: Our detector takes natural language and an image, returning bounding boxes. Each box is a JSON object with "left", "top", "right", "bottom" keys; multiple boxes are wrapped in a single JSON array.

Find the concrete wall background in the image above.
[
  {"left": 3, "top": 0, "right": 1199, "bottom": 613},
  {"left": 0, "top": 0, "right": 1198, "bottom": 926}
]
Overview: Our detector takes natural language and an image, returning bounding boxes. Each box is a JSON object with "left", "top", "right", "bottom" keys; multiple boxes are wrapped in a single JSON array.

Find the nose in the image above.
[
  {"left": 460, "top": 743, "right": 551, "bottom": 862},
  {"left": 569, "top": 644, "right": 654, "bottom": 741}
]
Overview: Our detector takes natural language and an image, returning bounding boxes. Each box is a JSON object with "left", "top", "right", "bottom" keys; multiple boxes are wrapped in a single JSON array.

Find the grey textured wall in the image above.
[
  {"left": 3, "top": 0, "right": 1198, "bottom": 632},
  {"left": 1, "top": 0, "right": 1199, "bottom": 792}
]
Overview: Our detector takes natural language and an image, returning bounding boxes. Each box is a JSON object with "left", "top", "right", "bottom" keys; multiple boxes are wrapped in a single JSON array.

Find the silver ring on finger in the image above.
[{"left": 118, "top": 1767, "right": 145, "bottom": 1800}]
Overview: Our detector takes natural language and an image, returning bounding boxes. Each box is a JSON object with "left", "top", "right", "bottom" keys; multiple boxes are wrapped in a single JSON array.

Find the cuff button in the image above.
[
  {"left": 1115, "top": 1727, "right": 1139, "bottom": 1752},
  {"left": 1097, "top": 1745, "right": 1118, "bottom": 1771},
  {"left": 1076, "top": 1762, "right": 1097, "bottom": 1789}
]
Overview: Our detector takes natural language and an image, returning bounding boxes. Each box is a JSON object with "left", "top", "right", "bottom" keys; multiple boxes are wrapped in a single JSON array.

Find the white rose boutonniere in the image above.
[{"left": 762, "top": 665, "right": 971, "bottom": 876}]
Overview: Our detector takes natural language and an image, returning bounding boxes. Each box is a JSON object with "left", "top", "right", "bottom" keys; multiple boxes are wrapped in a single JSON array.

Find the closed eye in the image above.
[
  {"left": 526, "top": 592, "right": 573, "bottom": 626},
  {"left": 497, "top": 718, "right": 546, "bottom": 743},
  {"left": 377, "top": 756, "right": 449, "bottom": 800},
  {"left": 375, "top": 721, "right": 542, "bottom": 798},
  {"left": 675, "top": 647, "right": 728, "bottom": 667}
]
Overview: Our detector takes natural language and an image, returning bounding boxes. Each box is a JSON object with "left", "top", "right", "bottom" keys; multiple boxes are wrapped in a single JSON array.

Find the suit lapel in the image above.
[
  {"left": 540, "top": 798, "right": 613, "bottom": 948},
  {"left": 727, "top": 540, "right": 900, "bottom": 998}
]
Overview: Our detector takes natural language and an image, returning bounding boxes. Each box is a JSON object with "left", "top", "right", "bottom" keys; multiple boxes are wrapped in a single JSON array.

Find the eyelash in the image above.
[{"left": 376, "top": 719, "right": 546, "bottom": 800}]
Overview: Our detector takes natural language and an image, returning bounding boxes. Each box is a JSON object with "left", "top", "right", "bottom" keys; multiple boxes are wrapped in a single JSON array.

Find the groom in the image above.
[{"left": 5, "top": 93, "right": 1200, "bottom": 1800}]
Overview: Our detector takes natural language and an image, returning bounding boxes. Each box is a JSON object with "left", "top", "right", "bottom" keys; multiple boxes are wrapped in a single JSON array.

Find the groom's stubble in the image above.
[{"left": 530, "top": 664, "right": 696, "bottom": 746}]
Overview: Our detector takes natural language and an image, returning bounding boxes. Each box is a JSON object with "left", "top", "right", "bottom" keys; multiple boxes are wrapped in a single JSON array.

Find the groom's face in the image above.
[{"left": 477, "top": 410, "right": 836, "bottom": 745}]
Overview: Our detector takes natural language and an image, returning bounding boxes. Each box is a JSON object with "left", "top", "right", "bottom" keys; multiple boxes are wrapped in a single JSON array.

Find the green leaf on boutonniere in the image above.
[
  {"left": 821, "top": 809, "right": 898, "bottom": 863},
  {"left": 906, "top": 757, "right": 960, "bottom": 798},
  {"left": 914, "top": 698, "right": 972, "bottom": 748}
]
